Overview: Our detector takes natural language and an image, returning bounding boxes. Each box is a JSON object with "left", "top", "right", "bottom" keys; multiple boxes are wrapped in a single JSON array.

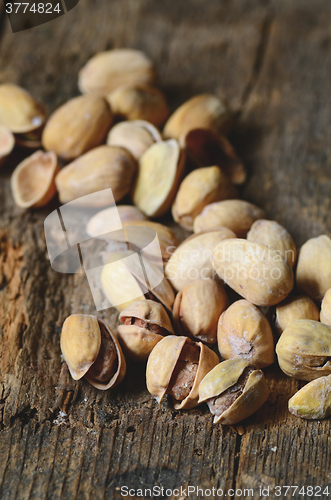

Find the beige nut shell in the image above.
[
  {"left": 275, "top": 295, "right": 319, "bottom": 334},
  {"left": 107, "top": 120, "right": 162, "bottom": 160},
  {"left": 321, "top": 288, "right": 331, "bottom": 326},
  {"left": 289, "top": 374, "right": 331, "bottom": 419}
]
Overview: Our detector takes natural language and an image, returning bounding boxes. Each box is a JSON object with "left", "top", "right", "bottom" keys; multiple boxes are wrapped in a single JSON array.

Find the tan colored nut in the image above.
[
  {"left": 108, "top": 85, "right": 169, "bottom": 126},
  {"left": 87, "top": 205, "right": 147, "bottom": 236},
  {"left": 198, "top": 359, "right": 269, "bottom": 425},
  {"left": 164, "top": 94, "right": 233, "bottom": 140},
  {"left": 55, "top": 145, "right": 136, "bottom": 206},
  {"left": 296, "top": 235, "right": 331, "bottom": 301},
  {"left": 118, "top": 299, "right": 174, "bottom": 362},
  {"left": 11, "top": 150, "right": 59, "bottom": 208},
  {"left": 107, "top": 120, "right": 162, "bottom": 160},
  {"left": 60, "top": 314, "right": 126, "bottom": 390},
  {"left": 275, "top": 295, "right": 319, "bottom": 334},
  {"left": 217, "top": 300, "right": 275, "bottom": 368},
  {"left": 213, "top": 239, "right": 294, "bottom": 306},
  {"left": 42, "top": 95, "right": 113, "bottom": 160},
  {"left": 146, "top": 335, "right": 219, "bottom": 409},
  {"left": 0, "top": 124, "right": 15, "bottom": 167},
  {"left": 133, "top": 139, "right": 186, "bottom": 217},
  {"left": 165, "top": 228, "right": 236, "bottom": 292},
  {"left": 289, "top": 374, "right": 331, "bottom": 419},
  {"left": 173, "top": 278, "right": 228, "bottom": 344},
  {"left": 320, "top": 288, "right": 331, "bottom": 326},
  {"left": 247, "top": 219, "right": 297, "bottom": 267},
  {"left": 194, "top": 200, "right": 265, "bottom": 237},
  {"left": 172, "top": 166, "right": 238, "bottom": 231},
  {"left": 276, "top": 319, "right": 331, "bottom": 381},
  {"left": 181, "top": 128, "right": 246, "bottom": 185},
  {"left": 78, "top": 49, "right": 156, "bottom": 96}
]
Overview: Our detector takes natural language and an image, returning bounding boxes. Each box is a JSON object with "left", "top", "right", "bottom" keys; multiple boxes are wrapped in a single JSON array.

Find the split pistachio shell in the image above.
[
  {"left": 11, "top": 150, "right": 59, "bottom": 208},
  {"left": 289, "top": 374, "right": 331, "bottom": 419},
  {"left": 194, "top": 200, "right": 265, "bottom": 237},
  {"left": 60, "top": 314, "right": 126, "bottom": 390},
  {"left": 42, "top": 95, "right": 113, "bottom": 160},
  {"left": 173, "top": 278, "right": 228, "bottom": 344},
  {"left": 276, "top": 319, "right": 331, "bottom": 381},
  {"left": 212, "top": 239, "right": 294, "bottom": 306},
  {"left": 86, "top": 205, "right": 147, "bottom": 237},
  {"left": 217, "top": 299, "right": 275, "bottom": 368},
  {"left": 172, "top": 166, "right": 238, "bottom": 231},
  {"left": 55, "top": 145, "right": 136, "bottom": 206},
  {"left": 133, "top": 139, "right": 185, "bottom": 217},
  {"left": 296, "top": 235, "right": 331, "bottom": 301},
  {"left": 198, "top": 359, "right": 269, "bottom": 425},
  {"left": 247, "top": 220, "right": 297, "bottom": 267},
  {"left": 0, "top": 124, "right": 15, "bottom": 166},
  {"left": 275, "top": 295, "right": 319, "bottom": 334},
  {"left": 78, "top": 49, "right": 156, "bottom": 96},
  {"left": 165, "top": 228, "right": 236, "bottom": 292},
  {"left": 118, "top": 299, "right": 174, "bottom": 362},
  {"left": 107, "top": 120, "right": 162, "bottom": 160},
  {"left": 320, "top": 288, "right": 331, "bottom": 326},
  {"left": 146, "top": 335, "right": 219, "bottom": 409},
  {"left": 164, "top": 94, "right": 233, "bottom": 140}
]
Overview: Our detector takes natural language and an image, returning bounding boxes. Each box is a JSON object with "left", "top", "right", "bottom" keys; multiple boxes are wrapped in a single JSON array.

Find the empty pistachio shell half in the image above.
[
  {"left": 0, "top": 124, "right": 14, "bottom": 167},
  {"left": 276, "top": 319, "right": 331, "bottom": 381},
  {"left": 198, "top": 359, "right": 269, "bottom": 425},
  {"left": 289, "top": 374, "right": 331, "bottom": 419},
  {"left": 60, "top": 314, "right": 126, "bottom": 390},
  {"left": 107, "top": 120, "right": 162, "bottom": 160},
  {"left": 275, "top": 295, "right": 319, "bottom": 335},
  {"left": 118, "top": 299, "right": 174, "bottom": 362},
  {"left": 217, "top": 299, "right": 275, "bottom": 368},
  {"left": 11, "top": 150, "right": 59, "bottom": 208},
  {"left": 320, "top": 288, "right": 331, "bottom": 326},
  {"left": 146, "top": 335, "right": 219, "bottom": 409}
]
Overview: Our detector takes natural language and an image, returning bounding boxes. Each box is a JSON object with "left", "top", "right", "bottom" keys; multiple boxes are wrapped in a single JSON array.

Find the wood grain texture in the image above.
[{"left": 0, "top": 0, "right": 330, "bottom": 498}]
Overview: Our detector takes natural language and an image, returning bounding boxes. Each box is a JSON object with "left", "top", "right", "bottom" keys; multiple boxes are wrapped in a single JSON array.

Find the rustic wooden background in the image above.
[{"left": 1, "top": 0, "right": 331, "bottom": 498}]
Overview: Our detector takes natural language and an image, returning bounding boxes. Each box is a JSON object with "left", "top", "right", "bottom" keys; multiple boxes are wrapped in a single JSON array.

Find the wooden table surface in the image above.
[{"left": 1, "top": 1, "right": 331, "bottom": 499}]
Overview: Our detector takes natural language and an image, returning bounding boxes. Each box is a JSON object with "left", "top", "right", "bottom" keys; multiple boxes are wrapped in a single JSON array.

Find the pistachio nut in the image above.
[
  {"left": 165, "top": 228, "right": 236, "bottom": 292},
  {"left": 320, "top": 288, "right": 331, "bottom": 326},
  {"left": 173, "top": 278, "right": 228, "bottom": 344},
  {"left": 217, "top": 300, "right": 275, "bottom": 368},
  {"left": 86, "top": 205, "right": 147, "bottom": 236},
  {"left": 247, "top": 219, "right": 297, "bottom": 267},
  {"left": 194, "top": 200, "right": 265, "bottom": 237},
  {"left": 198, "top": 359, "right": 269, "bottom": 425},
  {"left": 60, "top": 314, "right": 126, "bottom": 390},
  {"left": 107, "top": 120, "right": 162, "bottom": 160},
  {"left": 146, "top": 335, "right": 219, "bottom": 409},
  {"left": 164, "top": 94, "right": 233, "bottom": 140},
  {"left": 288, "top": 374, "right": 331, "bottom": 419},
  {"left": 172, "top": 166, "right": 238, "bottom": 231},
  {"left": 11, "top": 150, "right": 59, "bottom": 208},
  {"left": 108, "top": 85, "right": 169, "bottom": 126},
  {"left": 0, "top": 124, "right": 14, "bottom": 167},
  {"left": 276, "top": 319, "right": 331, "bottom": 381},
  {"left": 133, "top": 139, "right": 186, "bottom": 217},
  {"left": 213, "top": 239, "right": 294, "bottom": 306},
  {"left": 78, "top": 49, "right": 156, "bottom": 96},
  {"left": 55, "top": 145, "right": 136, "bottom": 206},
  {"left": 42, "top": 95, "right": 113, "bottom": 160},
  {"left": 274, "top": 295, "right": 319, "bottom": 335},
  {"left": 118, "top": 299, "right": 174, "bottom": 362},
  {"left": 296, "top": 235, "right": 331, "bottom": 301}
]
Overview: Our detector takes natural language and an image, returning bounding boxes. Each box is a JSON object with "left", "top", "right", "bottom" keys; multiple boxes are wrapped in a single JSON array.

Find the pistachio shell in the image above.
[
  {"left": 0, "top": 124, "right": 14, "bottom": 166},
  {"left": 289, "top": 374, "right": 331, "bottom": 419},
  {"left": 86, "top": 206, "right": 147, "bottom": 239},
  {"left": 275, "top": 295, "right": 319, "bottom": 334},
  {"left": 199, "top": 359, "right": 249, "bottom": 403},
  {"left": 320, "top": 288, "right": 331, "bottom": 326},
  {"left": 107, "top": 120, "right": 162, "bottom": 160}
]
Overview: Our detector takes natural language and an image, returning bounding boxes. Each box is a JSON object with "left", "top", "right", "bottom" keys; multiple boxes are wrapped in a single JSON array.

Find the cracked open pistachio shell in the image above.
[
  {"left": 86, "top": 205, "right": 147, "bottom": 236},
  {"left": 107, "top": 120, "right": 162, "bottom": 160},
  {"left": 60, "top": 314, "right": 126, "bottom": 390},
  {"left": 55, "top": 145, "right": 136, "bottom": 206},
  {"left": 289, "top": 374, "right": 331, "bottom": 419},
  {"left": 42, "top": 95, "right": 113, "bottom": 160},
  {"left": 0, "top": 124, "right": 14, "bottom": 167},
  {"left": 296, "top": 235, "right": 331, "bottom": 301},
  {"left": 11, "top": 150, "right": 59, "bottom": 208},
  {"left": 217, "top": 300, "right": 275, "bottom": 368},
  {"left": 133, "top": 139, "right": 186, "bottom": 217},
  {"left": 118, "top": 299, "right": 174, "bottom": 362},
  {"left": 164, "top": 94, "right": 233, "bottom": 140},
  {"left": 146, "top": 335, "right": 219, "bottom": 409},
  {"left": 78, "top": 49, "right": 157, "bottom": 96},
  {"left": 198, "top": 359, "right": 269, "bottom": 425},
  {"left": 165, "top": 228, "right": 236, "bottom": 292},
  {"left": 275, "top": 295, "right": 319, "bottom": 335},
  {"left": 173, "top": 278, "right": 228, "bottom": 344},
  {"left": 320, "top": 288, "right": 331, "bottom": 326},
  {"left": 194, "top": 200, "right": 265, "bottom": 237},
  {"left": 172, "top": 166, "right": 238, "bottom": 231},
  {"left": 276, "top": 319, "right": 331, "bottom": 381},
  {"left": 213, "top": 239, "right": 294, "bottom": 306},
  {"left": 247, "top": 219, "right": 297, "bottom": 267}
]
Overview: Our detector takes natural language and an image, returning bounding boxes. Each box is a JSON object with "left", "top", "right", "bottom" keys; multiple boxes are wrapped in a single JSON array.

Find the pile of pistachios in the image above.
[{"left": 2, "top": 48, "right": 331, "bottom": 424}]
